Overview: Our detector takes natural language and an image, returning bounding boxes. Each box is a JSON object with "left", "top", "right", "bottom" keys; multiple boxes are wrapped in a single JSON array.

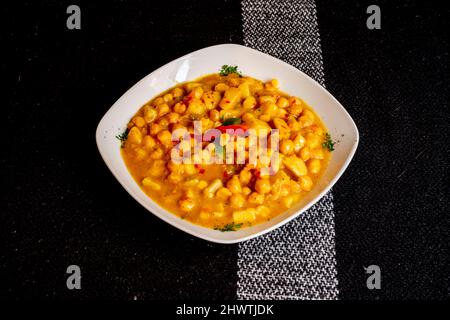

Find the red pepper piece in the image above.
[{"left": 216, "top": 125, "right": 249, "bottom": 134}]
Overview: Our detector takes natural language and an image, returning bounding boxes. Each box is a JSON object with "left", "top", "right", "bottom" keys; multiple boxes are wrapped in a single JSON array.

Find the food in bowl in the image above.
[{"left": 119, "top": 66, "right": 334, "bottom": 231}]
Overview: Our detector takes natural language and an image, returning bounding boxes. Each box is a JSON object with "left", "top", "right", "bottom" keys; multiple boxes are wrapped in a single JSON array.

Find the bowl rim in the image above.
[{"left": 95, "top": 43, "right": 359, "bottom": 244}]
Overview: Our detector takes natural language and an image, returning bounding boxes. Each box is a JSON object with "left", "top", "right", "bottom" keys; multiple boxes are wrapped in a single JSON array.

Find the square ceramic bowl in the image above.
[{"left": 96, "top": 43, "right": 358, "bottom": 244}]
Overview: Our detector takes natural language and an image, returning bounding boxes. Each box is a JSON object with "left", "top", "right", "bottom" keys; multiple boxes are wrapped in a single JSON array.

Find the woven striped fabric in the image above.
[{"left": 238, "top": 0, "right": 339, "bottom": 300}]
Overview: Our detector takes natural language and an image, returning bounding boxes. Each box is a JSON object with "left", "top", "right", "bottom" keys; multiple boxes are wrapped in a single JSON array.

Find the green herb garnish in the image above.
[
  {"left": 222, "top": 117, "right": 242, "bottom": 126},
  {"left": 219, "top": 65, "right": 242, "bottom": 77},
  {"left": 322, "top": 133, "right": 335, "bottom": 152},
  {"left": 116, "top": 129, "right": 129, "bottom": 148},
  {"left": 214, "top": 222, "right": 243, "bottom": 232}
]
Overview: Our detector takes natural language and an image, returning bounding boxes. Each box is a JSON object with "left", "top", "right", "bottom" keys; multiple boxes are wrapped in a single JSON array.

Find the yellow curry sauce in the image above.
[{"left": 121, "top": 71, "right": 332, "bottom": 231}]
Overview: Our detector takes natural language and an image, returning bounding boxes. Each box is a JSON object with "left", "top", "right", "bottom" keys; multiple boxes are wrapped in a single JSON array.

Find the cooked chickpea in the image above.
[
  {"left": 202, "top": 91, "right": 221, "bottom": 110},
  {"left": 273, "top": 117, "right": 290, "bottom": 139},
  {"left": 242, "top": 113, "right": 254, "bottom": 122},
  {"left": 287, "top": 117, "right": 301, "bottom": 132},
  {"left": 214, "top": 83, "right": 229, "bottom": 92},
  {"left": 191, "top": 86, "right": 204, "bottom": 99},
  {"left": 270, "top": 79, "right": 279, "bottom": 88},
  {"left": 282, "top": 195, "right": 294, "bottom": 208},
  {"left": 308, "top": 159, "right": 321, "bottom": 174},
  {"left": 230, "top": 193, "right": 246, "bottom": 209},
  {"left": 219, "top": 87, "right": 241, "bottom": 109},
  {"left": 255, "top": 205, "right": 270, "bottom": 217},
  {"left": 153, "top": 97, "right": 165, "bottom": 106},
  {"left": 133, "top": 147, "right": 147, "bottom": 161},
  {"left": 311, "top": 125, "right": 324, "bottom": 136},
  {"left": 168, "top": 161, "right": 184, "bottom": 175},
  {"left": 300, "top": 176, "right": 313, "bottom": 191},
  {"left": 158, "top": 116, "right": 169, "bottom": 128},
  {"left": 173, "top": 102, "right": 186, "bottom": 114},
  {"left": 186, "top": 99, "right": 206, "bottom": 115},
  {"left": 255, "top": 178, "right": 271, "bottom": 194},
  {"left": 261, "top": 102, "right": 278, "bottom": 117},
  {"left": 302, "top": 109, "right": 315, "bottom": 120},
  {"left": 184, "top": 164, "right": 197, "bottom": 175},
  {"left": 264, "top": 79, "right": 278, "bottom": 90},
  {"left": 290, "top": 180, "right": 302, "bottom": 193},
  {"left": 148, "top": 160, "right": 166, "bottom": 177},
  {"left": 310, "top": 148, "right": 325, "bottom": 159},
  {"left": 227, "top": 175, "right": 242, "bottom": 193},
  {"left": 142, "top": 135, "right": 156, "bottom": 149},
  {"left": 142, "top": 177, "right": 162, "bottom": 191},
  {"left": 163, "top": 93, "right": 173, "bottom": 103},
  {"left": 242, "top": 187, "right": 251, "bottom": 196},
  {"left": 167, "top": 112, "right": 179, "bottom": 124},
  {"left": 277, "top": 108, "right": 288, "bottom": 118},
  {"left": 216, "top": 187, "right": 232, "bottom": 200},
  {"left": 132, "top": 116, "right": 146, "bottom": 128},
  {"left": 280, "top": 140, "right": 295, "bottom": 155},
  {"left": 289, "top": 97, "right": 302, "bottom": 106},
  {"left": 150, "top": 147, "right": 164, "bottom": 159},
  {"left": 156, "top": 103, "right": 170, "bottom": 117},
  {"left": 197, "top": 180, "right": 208, "bottom": 190},
  {"left": 259, "top": 95, "right": 276, "bottom": 104},
  {"left": 168, "top": 173, "right": 183, "bottom": 184},
  {"left": 238, "top": 83, "right": 250, "bottom": 98},
  {"left": 171, "top": 87, "right": 184, "bottom": 98},
  {"left": 185, "top": 82, "right": 201, "bottom": 92},
  {"left": 306, "top": 133, "right": 321, "bottom": 149},
  {"left": 150, "top": 123, "right": 163, "bottom": 136},
  {"left": 277, "top": 97, "right": 289, "bottom": 108},
  {"left": 127, "top": 127, "right": 142, "bottom": 145},
  {"left": 300, "top": 147, "right": 311, "bottom": 161},
  {"left": 289, "top": 104, "right": 303, "bottom": 117},
  {"left": 248, "top": 192, "right": 265, "bottom": 205},
  {"left": 299, "top": 115, "right": 314, "bottom": 127},
  {"left": 144, "top": 106, "right": 158, "bottom": 123},
  {"left": 293, "top": 133, "right": 306, "bottom": 153},
  {"left": 157, "top": 130, "right": 172, "bottom": 148},
  {"left": 228, "top": 77, "right": 240, "bottom": 87},
  {"left": 243, "top": 96, "right": 257, "bottom": 109},
  {"left": 209, "top": 109, "right": 220, "bottom": 122},
  {"left": 239, "top": 169, "right": 252, "bottom": 185},
  {"left": 179, "top": 198, "right": 195, "bottom": 212}
]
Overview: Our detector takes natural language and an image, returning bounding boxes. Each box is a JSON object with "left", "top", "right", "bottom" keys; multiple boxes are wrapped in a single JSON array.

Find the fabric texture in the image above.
[{"left": 238, "top": 0, "right": 339, "bottom": 300}]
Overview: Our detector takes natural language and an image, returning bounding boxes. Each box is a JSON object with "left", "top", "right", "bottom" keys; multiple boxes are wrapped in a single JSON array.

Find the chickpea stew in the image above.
[{"left": 120, "top": 66, "right": 333, "bottom": 231}]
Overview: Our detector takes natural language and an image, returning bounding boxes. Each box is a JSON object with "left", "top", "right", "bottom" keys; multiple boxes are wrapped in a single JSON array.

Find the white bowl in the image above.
[{"left": 96, "top": 43, "right": 359, "bottom": 244}]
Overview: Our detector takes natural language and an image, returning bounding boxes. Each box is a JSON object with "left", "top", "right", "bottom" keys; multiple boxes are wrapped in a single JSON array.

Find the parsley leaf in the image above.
[
  {"left": 222, "top": 117, "right": 242, "bottom": 126},
  {"left": 219, "top": 65, "right": 242, "bottom": 77},
  {"left": 214, "top": 222, "right": 243, "bottom": 232},
  {"left": 116, "top": 129, "right": 129, "bottom": 148},
  {"left": 322, "top": 133, "right": 335, "bottom": 152}
]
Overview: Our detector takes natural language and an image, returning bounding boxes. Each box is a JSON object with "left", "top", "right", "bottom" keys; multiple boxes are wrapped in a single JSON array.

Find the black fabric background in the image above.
[
  {"left": 316, "top": 0, "right": 449, "bottom": 300},
  {"left": 1, "top": 0, "right": 448, "bottom": 300}
]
